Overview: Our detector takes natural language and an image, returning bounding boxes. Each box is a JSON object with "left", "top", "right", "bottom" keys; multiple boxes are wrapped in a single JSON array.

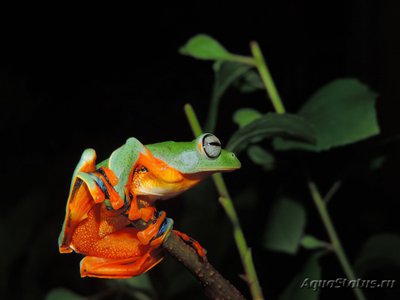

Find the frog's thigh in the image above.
[
  {"left": 80, "top": 246, "right": 163, "bottom": 278},
  {"left": 80, "top": 228, "right": 163, "bottom": 278},
  {"left": 80, "top": 255, "right": 163, "bottom": 278},
  {"left": 59, "top": 149, "right": 98, "bottom": 253}
]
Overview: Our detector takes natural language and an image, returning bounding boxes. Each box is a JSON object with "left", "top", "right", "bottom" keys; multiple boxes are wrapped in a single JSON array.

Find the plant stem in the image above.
[
  {"left": 250, "top": 41, "right": 286, "bottom": 114},
  {"left": 184, "top": 103, "right": 203, "bottom": 137},
  {"left": 251, "top": 41, "right": 363, "bottom": 299},
  {"left": 308, "top": 181, "right": 366, "bottom": 300},
  {"left": 324, "top": 180, "right": 342, "bottom": 205},
  {"left": 184, "top": 103, "right": 265, "bottom": 300}
]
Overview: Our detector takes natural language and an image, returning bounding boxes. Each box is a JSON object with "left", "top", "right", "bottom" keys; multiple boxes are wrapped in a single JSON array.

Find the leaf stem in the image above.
[
  {"left": 244, "top": 40, "right": 363, "bottom": 300},
  {"left": 250, "top": 41, "right": 286, "bottom": 114},
  {"left": 230, "top": 54, "right": 257, "bottom": 66},
  {"left": 184, "top": 103, "right": 265, "bottom": 300},
  {"left": 324, "top": 180, "right": 342, "bottom": 205},
  {"left": 308, "top": 181, "right": 366, "bottom": 300}
]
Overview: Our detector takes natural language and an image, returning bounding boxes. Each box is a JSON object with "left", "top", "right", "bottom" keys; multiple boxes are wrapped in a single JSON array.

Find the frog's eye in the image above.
[{"left": 201, "top": 133, "right": 221, "bottom": 159}]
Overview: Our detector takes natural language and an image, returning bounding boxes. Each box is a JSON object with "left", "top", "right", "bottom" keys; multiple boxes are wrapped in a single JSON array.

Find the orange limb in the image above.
[
  {"left": 173, "top": 230, "right": 207, "bottom": 259},
  {"left": 71, "top": 204, "right": 164, "bottom": 278},
  {"left": 137, "top": 211, "right": 168, "bottom": 245},
  {"left": 127, "top": 194, "right": 156, "bottom": 222},
  {"left": 138, "top": 150, "right": 184, "bottom": 183},
  {"left": 94, "top": 167, "right": 124, "bottom": 210},
  {"left": 59, "top": 165, "right": 127, "bottom": 254},
  {"left": 80, "top": 251, "right": 163, "bottom": 278},
  {"left": 59, "top": 150, "right": 97, "bottom": 253},
  {"left": 127, "top": 194, "right": 141, "bottom": 220}
]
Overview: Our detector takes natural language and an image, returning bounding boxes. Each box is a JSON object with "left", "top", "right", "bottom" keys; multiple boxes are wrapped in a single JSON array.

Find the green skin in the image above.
[
  {"left": 59, "top": 134, "right": 240, "bottom": 249},
  {"left": 98, "top": 133, "right": 241, "bottom": 199}
]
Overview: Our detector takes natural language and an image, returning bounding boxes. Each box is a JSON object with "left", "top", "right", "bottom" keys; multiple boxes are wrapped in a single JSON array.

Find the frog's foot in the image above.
[
  {"left": 127, "top": 194, "right": 156, "bottom": 222},
  {"left": 173, "top": 230, "right": 207, "bottom": 259},
  {"left": 149, "top": 217, "right": 174, "bottom": 247},
  {"left": 80, "top": 251, "right": 163, "bottom": 278},
  {"left": 137, "top": 211, "right": 173, "bottom": 246},
  {"left": 76, "top": 166, "right": 124, "bottom": 210}
]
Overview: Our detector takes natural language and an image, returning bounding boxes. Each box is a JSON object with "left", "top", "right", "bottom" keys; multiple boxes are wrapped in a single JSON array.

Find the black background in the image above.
[{"left": 2, "top": 2, "right": 400, "bottom": 299}]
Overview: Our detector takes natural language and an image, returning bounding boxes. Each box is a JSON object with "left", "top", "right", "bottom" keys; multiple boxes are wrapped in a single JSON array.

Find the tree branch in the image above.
[{"left": 163, "top": 231, "right": 247, "bottom": 300}]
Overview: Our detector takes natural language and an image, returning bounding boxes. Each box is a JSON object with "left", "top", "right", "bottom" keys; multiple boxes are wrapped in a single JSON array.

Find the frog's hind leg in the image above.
[
  {"left": 59, "top": 149, "right": 98, "bottom": 253},
  {"left": 79, "top": 227, "right": 164, "bottom": 278},
  {"left": 80, "top": 252, "right": 163, "bottom": 278},
  {"left": 59, "top": 150, "right": 125, "bottom": 254}
]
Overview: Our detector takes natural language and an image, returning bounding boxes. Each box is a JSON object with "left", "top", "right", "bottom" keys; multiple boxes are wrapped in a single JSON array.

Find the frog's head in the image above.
[
  {"left": 147, "top": 133, "right": 241, "bottom": 175},
  {"left": 189, "top": 133, "right": 241, "bottom": 173}
]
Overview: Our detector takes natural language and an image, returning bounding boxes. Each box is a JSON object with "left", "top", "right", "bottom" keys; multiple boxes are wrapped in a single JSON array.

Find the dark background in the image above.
[{"left": 2, "top": 2, "right": 400, "bottom": 299}]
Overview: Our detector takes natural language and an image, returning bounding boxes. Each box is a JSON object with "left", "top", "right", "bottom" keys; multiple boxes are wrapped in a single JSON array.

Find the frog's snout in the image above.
[{"left": 229, "top": 152, "right": 241, "bottom": 169}]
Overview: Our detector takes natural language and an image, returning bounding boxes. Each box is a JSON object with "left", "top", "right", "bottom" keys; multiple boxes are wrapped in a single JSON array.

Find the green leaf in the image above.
[
  {"left": 247, "top": 145, "right": 275, "bottom": 171},
  {"left": 205, "top": 61, "right": 252, "bottom": 132},
  {"left": 263, "top": 197, "right": 306, "bottom": 254},
  {"left": 213, "top": 62, "right": 252, "bottom": 100},
  {"left": 354, "top": 233, "right": 400, "bottom": 276},
  {"left": 275, "top": 78, "right": 379, "bottom": 151},
  {"left": 278, "top": 252, "right": 323, "bottom": 300},
  {"left": 234, "top": 69, "right": 264, "bottom": 93},
  {"left": 227, "top": 113, "right": 316, "bottom": 154},
  {"left": 233, "top": 108, "right": 263, "bottom": 128},
  {"left": 300, "top": 235, "right": 330, "bottom": 250},
  {"left": 45, "top": 288, "right": 85, "bottom": 300},
  {"left": 179, "top": 34, "right": 233, "bottom": 61}
]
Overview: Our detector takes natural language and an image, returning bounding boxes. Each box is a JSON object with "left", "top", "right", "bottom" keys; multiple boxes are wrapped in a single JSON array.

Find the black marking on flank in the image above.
[
  {"left": 95, "top": 168, "right": 112, "bottom": 186},
  {"left": 92, "top": 175, "right": 110, "bottom": 199},
  {"left": 152, "top": 210, "right": 162, "bottom": 224},
  {"left": 70, "top": 179, "right": 83, "bottom": 204},
  {"left": 209, "top": 142, "right": 221, "bottom": 146}
]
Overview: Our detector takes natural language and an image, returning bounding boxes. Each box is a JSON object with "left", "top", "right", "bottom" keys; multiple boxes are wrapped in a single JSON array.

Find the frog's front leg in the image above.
[{"left": 58, "top": 149, "right": 125, "bottom": 253}]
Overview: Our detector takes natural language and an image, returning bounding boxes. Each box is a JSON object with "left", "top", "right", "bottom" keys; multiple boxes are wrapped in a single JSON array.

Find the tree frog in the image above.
[{"left": 58, "top": 133, "right": 241, "bottom": 278}]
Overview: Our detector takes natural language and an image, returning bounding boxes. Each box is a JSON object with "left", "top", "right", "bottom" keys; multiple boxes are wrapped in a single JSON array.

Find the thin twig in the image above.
[
  {"left": 250, "top": 41, "right": 285, "bottom": 114},
  {"left": 323, "top": 180, "right": 342, "bottom": 204},
  {"left": 308, "top": 181, "right": 366, "bottom": 300},
  {"left": 184, "top": 103, "right": 264, "bottom": 300}
]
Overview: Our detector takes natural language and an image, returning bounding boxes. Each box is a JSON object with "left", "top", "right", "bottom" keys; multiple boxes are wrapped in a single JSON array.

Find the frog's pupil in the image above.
[{"left": 209, "top": 142, "right": 221, "bottom": 146}]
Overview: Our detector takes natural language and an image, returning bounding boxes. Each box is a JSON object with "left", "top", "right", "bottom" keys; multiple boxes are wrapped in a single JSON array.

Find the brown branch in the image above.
[
  {"left": 133, "top": 206, "right": 246, "bottom": 299},
  {"left": 163, "top": 231, "right": 247, "bottom": 300}
]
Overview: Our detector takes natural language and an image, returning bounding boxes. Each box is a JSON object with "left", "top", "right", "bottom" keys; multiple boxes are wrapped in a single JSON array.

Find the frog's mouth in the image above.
[{"left": 131, "top": 169, "right": 204, "bottom": 200}]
